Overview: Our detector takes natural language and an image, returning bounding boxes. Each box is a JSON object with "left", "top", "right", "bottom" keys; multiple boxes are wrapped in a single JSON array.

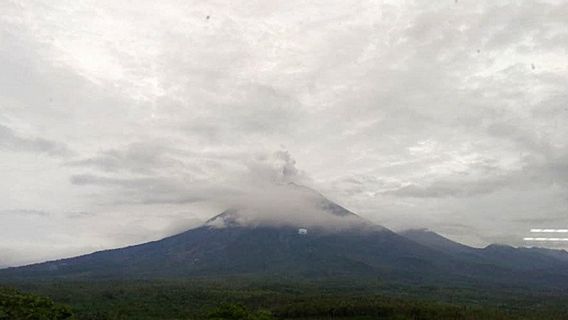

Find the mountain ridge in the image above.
[
  {"left": 399, "top": 228, "right": 568, "bottom": 272},
  {"left": 1, "top": 185, "right": 568, "bottom": 289}
]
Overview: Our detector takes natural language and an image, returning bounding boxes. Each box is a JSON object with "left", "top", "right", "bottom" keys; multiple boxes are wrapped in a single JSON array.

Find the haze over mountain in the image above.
[
  {"left": 204, "top": 183, "right": 373, "bottom": 230},
  {"left": 2, "top": 184, "right": 567, "bottom": 290}
]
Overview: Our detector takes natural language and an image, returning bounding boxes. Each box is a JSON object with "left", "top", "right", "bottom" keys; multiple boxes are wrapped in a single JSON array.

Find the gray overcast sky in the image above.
[{"left": 1, "top": 0, "right": 568, "bottom": 267}]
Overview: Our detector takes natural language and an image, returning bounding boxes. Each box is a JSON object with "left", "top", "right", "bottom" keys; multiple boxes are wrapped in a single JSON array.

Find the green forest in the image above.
[{"left": 1, "top": 279, "right": 567, "bottom": 320}]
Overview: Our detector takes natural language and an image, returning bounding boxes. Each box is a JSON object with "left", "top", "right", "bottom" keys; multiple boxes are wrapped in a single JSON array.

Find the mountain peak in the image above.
[{"left": 204, "top": 183, "right": 370, "bottom": 230}]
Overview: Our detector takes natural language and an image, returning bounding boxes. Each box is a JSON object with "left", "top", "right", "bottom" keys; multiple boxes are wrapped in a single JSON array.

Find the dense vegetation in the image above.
[
  {"left": 2, "top": 279, "right": 568, "bottom": 319},
  {"left": 0, "top": 286, "right": 73, "bottom": 320}
]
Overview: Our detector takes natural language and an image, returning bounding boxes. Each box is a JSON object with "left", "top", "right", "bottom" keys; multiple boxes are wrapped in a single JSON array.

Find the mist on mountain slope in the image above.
[
  {"left": 203, "top": 151, "right": 372, "bottom": 230},
  {"left": 206, "top": 183, "right": 372, "bottom": 230}
]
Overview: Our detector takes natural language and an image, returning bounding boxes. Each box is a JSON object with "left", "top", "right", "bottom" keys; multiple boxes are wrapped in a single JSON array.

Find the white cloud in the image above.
[{"left": 1, "top": 0, "right": 568, "bottom": 265}]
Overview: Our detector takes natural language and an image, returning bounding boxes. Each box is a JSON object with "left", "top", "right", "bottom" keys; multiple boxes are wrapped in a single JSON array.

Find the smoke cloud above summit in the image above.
[{"left": 1, "top": 0, "right": 568, "bottom": 266}]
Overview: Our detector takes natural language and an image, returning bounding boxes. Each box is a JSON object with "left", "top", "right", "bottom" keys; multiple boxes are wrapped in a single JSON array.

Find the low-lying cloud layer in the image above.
[{"left": 1, "top": 0, "right": 568, "bottom": 266}]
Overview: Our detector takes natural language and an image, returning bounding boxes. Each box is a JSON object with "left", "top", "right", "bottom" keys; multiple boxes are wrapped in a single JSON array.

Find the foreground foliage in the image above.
[
  {"left": 208, "top": 303, "right": 274, "bottom": 320},
  {"left": 0, "top": 286, "right": 74, "bottom": 320},
  {"left": 2, "top": 279, "right": 568, "bottom": 319}
]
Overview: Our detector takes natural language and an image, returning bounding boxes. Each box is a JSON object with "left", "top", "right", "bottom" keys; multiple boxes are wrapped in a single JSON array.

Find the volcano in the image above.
[{"left": 1, "top": 184, "right": 568, "bottom": 288}]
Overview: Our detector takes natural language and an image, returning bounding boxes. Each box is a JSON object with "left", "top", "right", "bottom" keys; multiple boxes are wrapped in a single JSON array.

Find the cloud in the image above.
[
  {"left": 67, "top": 146, "right": 356, "bottom": 231},
  {"left": 0, "top": 209, "right": 50, "bottom": 217},
  {"left": 0, "top": 124, "right": 72, "bottom": 157},
  {"left": 383, "top": 180, "right": 507, "bottom": 199},
  {"left": 206, "top": 183, "right": 370, "bottom": 231},
  {"left": 2, "top": 0, "right": 568, "bottom": 265},
  {"left": 70, "top": 173, "right": 209, "bottom": 205},
  {"left": 68, "top": 147, "right": 310, "bottom": 206},
  {"left": 243, "top": 149, "right": 309, "bottom": 185}
]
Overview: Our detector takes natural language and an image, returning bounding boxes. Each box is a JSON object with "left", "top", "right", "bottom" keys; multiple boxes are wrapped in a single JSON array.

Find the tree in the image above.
[
  {"left": 207, "top": 303, "right": 274, "bottom": 320},
  {"left": 0, "top": 286, "right": 74, "bottom": 320}
]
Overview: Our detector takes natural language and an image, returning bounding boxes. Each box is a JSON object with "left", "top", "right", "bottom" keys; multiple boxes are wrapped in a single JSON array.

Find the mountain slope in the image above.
[
  {"left": 0, "top": 185, "right": 459, "bottom": 281},
  {"left": 399, "top": 229, "right": 476, "bottom": 255},
  {"left": 0, "top": 221, "right": 461, "bottom": 280},
  {"left": 400, "top": 229, "right": 568, "bottom": 273},
  {"left": 1, "top": 186, "right": 568, "bottom": 288},
  {"left": 0, "top": 185, "right": 424, "bottom": 280}
]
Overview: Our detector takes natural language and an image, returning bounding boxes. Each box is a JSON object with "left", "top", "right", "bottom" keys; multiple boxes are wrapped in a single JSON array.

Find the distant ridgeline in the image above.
[{"left": 1, "top": 184, "right": 568, "bottom": 289}]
